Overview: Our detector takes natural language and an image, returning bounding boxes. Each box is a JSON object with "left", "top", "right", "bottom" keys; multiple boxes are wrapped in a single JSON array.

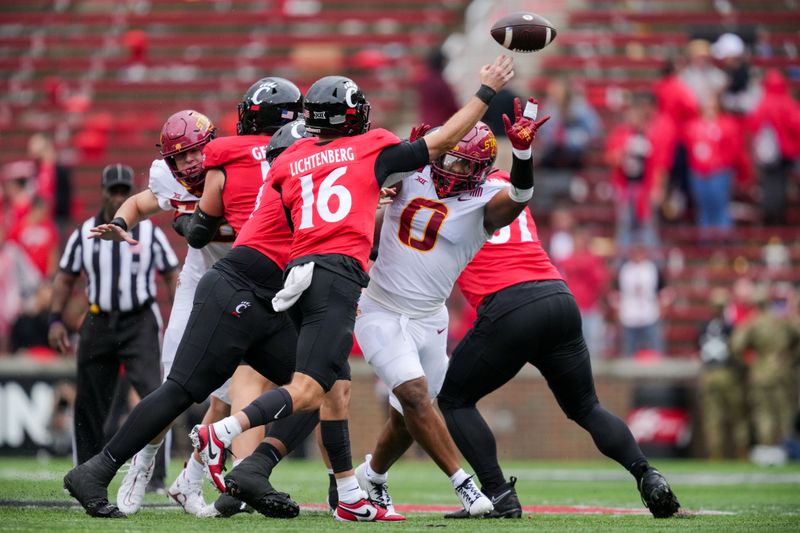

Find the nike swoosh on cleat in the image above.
[
  {"left": 346, "top": 507, "right": 374, "bottom": 518},
  {"left": 491, "top": 489, "right": 511, "bottom": 505},
  {"left": 457, "top": 197, "right": 471, "bottom": 202}
]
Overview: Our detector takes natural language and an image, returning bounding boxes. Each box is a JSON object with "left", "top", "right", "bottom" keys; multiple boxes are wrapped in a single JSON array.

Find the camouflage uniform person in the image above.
[
  {"left": 731, "top": 288, "right": 800, "bottom": 446},
  {"left": 698, "top": 290, "right": 749, "bottom": 459}
]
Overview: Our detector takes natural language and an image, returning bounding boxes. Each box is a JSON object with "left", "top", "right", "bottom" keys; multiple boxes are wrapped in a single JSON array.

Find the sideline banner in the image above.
[{"left": 0, "top": 359, "right": 74, "bottom": 456}]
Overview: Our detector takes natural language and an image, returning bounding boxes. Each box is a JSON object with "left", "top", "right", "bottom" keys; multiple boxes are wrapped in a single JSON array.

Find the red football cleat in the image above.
[
  {"left": 189, "top": 424, "right": 228, "bottom": 493},
  {"left": 334, "top": 498, "right": 406, "bottom": 522}
]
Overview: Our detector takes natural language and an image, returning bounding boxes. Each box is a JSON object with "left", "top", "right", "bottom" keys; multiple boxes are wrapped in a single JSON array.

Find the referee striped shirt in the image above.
[{"left": 58, "top": 215, "right": 179, "bottom": 312}]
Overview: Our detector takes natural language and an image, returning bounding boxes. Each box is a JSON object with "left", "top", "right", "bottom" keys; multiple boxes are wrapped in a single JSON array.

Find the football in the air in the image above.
[{"left": 490, "top": 12, "right": 557, "bottom": 53}]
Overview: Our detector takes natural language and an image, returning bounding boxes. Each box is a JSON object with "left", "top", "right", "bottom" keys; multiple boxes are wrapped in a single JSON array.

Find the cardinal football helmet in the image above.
[
  {"left": 266, "top": 120, "right": 311, "bottom": 165},
  {"left": 431, "top": 121, "right": 497, "bottom": 198},
  {"left": 237, "top": 77, "right": 303, "bottom": 135},
  {"left": 303, "top": 76, "right": 370, "bottom": 137},
  {"left": 158, "top": 109, "right": 217, "bottom": 195}
]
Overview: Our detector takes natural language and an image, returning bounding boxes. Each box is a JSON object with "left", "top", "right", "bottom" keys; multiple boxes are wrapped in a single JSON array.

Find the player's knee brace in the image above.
[{"left": 320, "top": 419, "right": 352, "bottom": 474}]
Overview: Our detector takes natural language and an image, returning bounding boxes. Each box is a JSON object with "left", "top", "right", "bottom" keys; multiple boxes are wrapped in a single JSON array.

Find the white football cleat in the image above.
[
  {"left": 116, "top": 451, "right": 154, "bottom": 515},
  {"left": 455, "top": 476, "right": 494, "bottom": 516},
  {"left": 354, "top": 454, "right": 401, "bottom": 517},
  {"left": 168, "top": 467, "right": 209, "bottom": 517}
]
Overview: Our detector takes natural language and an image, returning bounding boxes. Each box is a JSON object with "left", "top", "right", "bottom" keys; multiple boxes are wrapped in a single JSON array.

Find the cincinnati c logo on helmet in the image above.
[
  {"left": 343, "top": 80, "right": 359, "bottom": 108},
  {"left": 252, "top": 82, "right": 278, "bottom": 105}
]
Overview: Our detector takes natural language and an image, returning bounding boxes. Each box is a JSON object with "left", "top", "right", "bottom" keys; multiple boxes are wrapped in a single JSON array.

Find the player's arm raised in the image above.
[
  {"left": 423, "top": 55, "right": 514, "bottom": 161},
  {"left": 89, "top": 189, "right": 161, "bottom": 244},
  {"left": 483, "top": 97, "right": 550, "bottom": 234},
  {"left": 179, "top": 168, "right": 226, "bottom": 249}
]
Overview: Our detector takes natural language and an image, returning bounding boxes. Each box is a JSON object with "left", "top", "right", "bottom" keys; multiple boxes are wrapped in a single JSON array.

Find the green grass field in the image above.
[{"left": 1, "top": 457, "right": 799, "bottom": 532}]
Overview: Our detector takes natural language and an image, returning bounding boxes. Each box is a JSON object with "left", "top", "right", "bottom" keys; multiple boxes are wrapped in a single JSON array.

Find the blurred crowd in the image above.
[
  {"left": 1, "top": 26, "right": 799, "bottom": 460},
  {"left": 0, "top": 133, "right": 74, "bottom": 356}
]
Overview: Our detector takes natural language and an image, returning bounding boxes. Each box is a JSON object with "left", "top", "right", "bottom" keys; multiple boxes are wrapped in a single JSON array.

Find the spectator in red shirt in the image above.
[
  {"left": 605, "top": 94, "right": 675, "bottom": 253},
  {"left": 685, "top": 96, "right": 744, "bottom": 236},
  {"left": 748, "top": 69, "right": 800, "bottom": 225},
  {"left": 653, "top": 61, "right": 700, "bottom": 223},
  {"left": 560, "top": 228, "right": 609, "bottom": 359},
  {"left": 5, "top": 196, "right": 59, "bottom": 278},
  {"left": 28, "top": 133, "right": 73, "bottom": 229},
  {"left": 1, "top": 161, "right": 35, "bottom": 239}
]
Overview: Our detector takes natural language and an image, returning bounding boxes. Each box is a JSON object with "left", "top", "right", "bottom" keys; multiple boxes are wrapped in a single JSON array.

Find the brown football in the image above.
[{"left": 490, "top": 12, "right": 557, "bottom": 53}]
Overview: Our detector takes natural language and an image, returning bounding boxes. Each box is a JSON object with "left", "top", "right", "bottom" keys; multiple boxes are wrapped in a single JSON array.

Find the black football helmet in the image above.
[
  {"left": 237, "top": 77, "right": 303, "bottom": 135},
  {"left": 303, "top": 76, "right": 371, "bottom": 137},
  {"left": 266, "top": 120, "right": 312, "bottom": 164}
]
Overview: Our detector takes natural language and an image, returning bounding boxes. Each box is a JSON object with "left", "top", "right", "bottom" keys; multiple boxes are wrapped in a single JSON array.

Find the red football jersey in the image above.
[
  {"left": 233, "top": 182, "right": 293, "bottom": 270},
  {"left": 269, "top": 128, "right": 401, "bottom": 270},
  {"left": 203, "top": 135, "right": 272, "bottom": 234},
  {"left": 457, "top": 204, "right": 562, "bottom": 309}
]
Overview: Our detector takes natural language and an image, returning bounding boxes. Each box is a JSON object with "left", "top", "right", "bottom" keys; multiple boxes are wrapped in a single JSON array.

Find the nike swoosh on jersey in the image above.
[{"left": 437, "top": 328, "right": 446, "bottom": 334}]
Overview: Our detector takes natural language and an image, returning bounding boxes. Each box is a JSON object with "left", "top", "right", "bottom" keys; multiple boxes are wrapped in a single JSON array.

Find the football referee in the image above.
[{"left": 48, "top": 164, "right": 179, "bottom": 468}]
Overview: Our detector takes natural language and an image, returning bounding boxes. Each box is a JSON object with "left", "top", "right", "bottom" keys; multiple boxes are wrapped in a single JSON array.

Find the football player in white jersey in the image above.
[
  {"left": 95, "top": 78, "right": 306, "bottom": 517},
  {"left": 352, "top": 99, "right": 550, "bottom": 516},
  {"left": 91, "top": 110, "right": 225, "bottom": 516}
]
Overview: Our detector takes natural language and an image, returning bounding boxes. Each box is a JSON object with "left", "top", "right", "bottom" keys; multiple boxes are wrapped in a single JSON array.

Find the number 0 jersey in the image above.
[
  {"left": 268, "top": 128, "right": 401, "bottom": 270},
  {"left": 366, "top": 166, "right": 507, "bottom": 317}
]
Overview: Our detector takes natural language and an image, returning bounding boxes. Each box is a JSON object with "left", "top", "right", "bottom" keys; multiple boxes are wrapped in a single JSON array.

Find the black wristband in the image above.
[
  {"left": 110, "top": 217, "right": 128, "bottom": 232},
  {"left": 475, "top": 84, "right": 497, "bottom": 105},
  {"left": 49, "top": 312, "right": 63, "bottom": 326}
]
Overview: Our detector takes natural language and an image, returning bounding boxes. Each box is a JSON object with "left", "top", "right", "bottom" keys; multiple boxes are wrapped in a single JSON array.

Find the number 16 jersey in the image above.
[
  {"left": 366, "top": 166, "right": 507, "bottom": 317},
  {"left": 268, "top": 128, "right": 401, "bottom": 271}
]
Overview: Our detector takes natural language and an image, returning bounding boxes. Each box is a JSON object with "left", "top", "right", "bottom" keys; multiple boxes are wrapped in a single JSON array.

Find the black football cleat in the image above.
[
  {"left": 213, "top": 492, "right": 254, "bottom": 518},
  {"left": 63, "top": 456, "right": 125, "bottom": 519},
  {"left": 639, "top": 469, "right": 681, "bottom": 518},
  {"left": 444, "top": 476, "right": 522, "bottom": 519},
  {"left": 224, "top": 454, "right": 299, "bottom": 519}
]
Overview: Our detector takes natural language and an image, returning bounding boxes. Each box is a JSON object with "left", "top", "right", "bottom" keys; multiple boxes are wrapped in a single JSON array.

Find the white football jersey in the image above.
[
  {"left": 147, "top": 159, "right": 230, "bottom": 274},
  {"left": 366, "top": 166, "right": 508, "bottom": 317}
]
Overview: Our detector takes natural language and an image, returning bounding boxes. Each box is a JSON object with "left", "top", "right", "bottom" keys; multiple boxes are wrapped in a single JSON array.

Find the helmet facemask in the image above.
[
  {"left": 430, "top": 122, "right": 497, "bottom": 198},
  {"left": 158, "top": 110, "right": 217, "bottom": 196}
]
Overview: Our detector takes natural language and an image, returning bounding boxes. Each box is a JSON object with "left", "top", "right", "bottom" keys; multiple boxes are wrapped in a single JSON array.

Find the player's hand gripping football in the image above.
[
  {"left": 502, "top": 97, "right": 550, "bottom": 151},
  {"left": 480, "top": 55, "right": 515, "bottom": 92},
  {"left": 89, "top": 223, "right": 139, "bottom": 245}
]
